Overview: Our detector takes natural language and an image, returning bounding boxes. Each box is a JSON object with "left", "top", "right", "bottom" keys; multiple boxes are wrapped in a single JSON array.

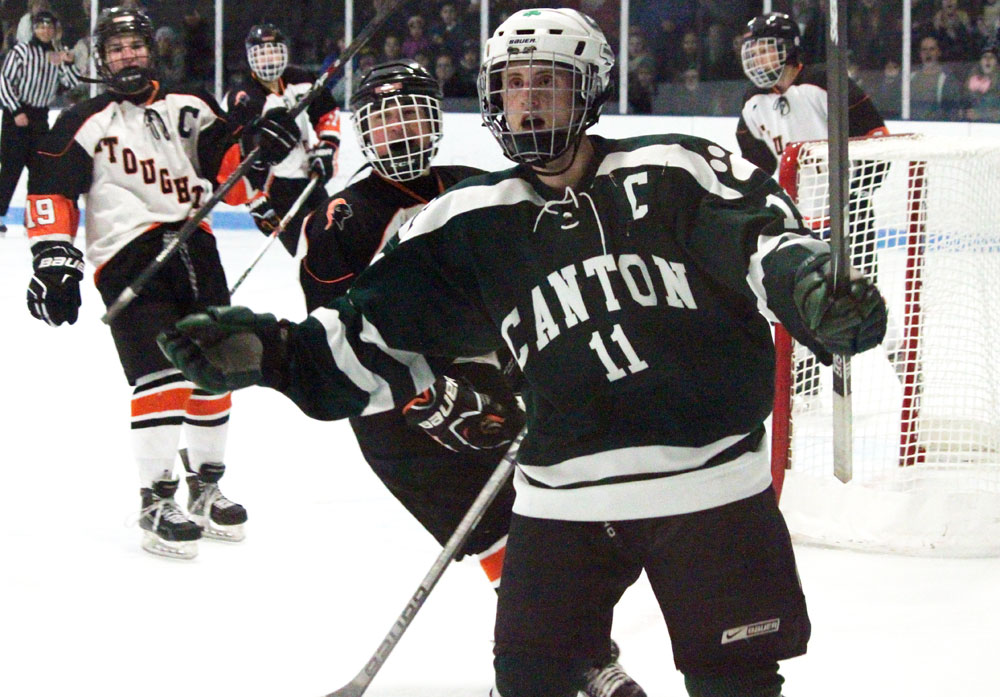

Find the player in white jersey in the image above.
[
  {"left": 24, "top": 6, "right": 300, "bottom": 559},
  {"left": 736, "top": 12, "right": 888, "bottom": 177},
  {"left": 221, "top": 23, "right": 342, "bottom": 256}
]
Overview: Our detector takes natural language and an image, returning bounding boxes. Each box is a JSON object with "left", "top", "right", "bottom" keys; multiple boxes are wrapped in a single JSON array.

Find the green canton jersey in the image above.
[{"left": 270, "top": 134, "right": 829, "bottom": 521}]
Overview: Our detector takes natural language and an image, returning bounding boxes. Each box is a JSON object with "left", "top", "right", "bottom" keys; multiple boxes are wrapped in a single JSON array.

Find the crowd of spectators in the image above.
[{"left": 4, "top": 1, "right": 1000, "bottom": 122}]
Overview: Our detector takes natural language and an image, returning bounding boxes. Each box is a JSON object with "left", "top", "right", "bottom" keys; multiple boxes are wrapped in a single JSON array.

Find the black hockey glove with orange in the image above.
[
  {"left": 308, "top": 137, "right": 339, "bottom": 183},
  {"left": 26, "top": 242, "right": 84, "bottom": 326},
  {"left": 247, "top": 194, "right": 280, "bottom": 234},
  {"left": 248, "top": 107, "right": 300, "bottom": 167},
  {"left": 793, "top": 251, "right": 887, "bottom": 356},
  {"left": 402, "top": 374, "right": 526, "bottom": 452}
]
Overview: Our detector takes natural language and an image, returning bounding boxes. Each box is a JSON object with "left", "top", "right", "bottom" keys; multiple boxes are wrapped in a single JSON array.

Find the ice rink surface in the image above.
[{"left": 2, "top": 226, "right": 998, "bottom": 697}]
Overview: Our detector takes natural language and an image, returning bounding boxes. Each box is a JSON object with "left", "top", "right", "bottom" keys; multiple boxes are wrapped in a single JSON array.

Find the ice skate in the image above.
[
  {"left": 139, "top": 479, "right": 201, "bottom": 560},
  {"left": 185, "top": 462, "right": 247, "bottom": 542},
  {"left": 582, "top": 640, "right": 647, "bottom": 697}
]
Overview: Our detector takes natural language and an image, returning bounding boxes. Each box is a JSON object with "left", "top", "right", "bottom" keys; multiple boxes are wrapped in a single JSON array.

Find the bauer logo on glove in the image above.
[{"left": 402, "top": 374, "right": 525, "bottom": 453}]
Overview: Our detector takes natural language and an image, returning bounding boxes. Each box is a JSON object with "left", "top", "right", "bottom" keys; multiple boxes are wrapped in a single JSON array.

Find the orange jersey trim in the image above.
[
  {"left": 316, "top": 107, "right": 341, "bottom": 141},
  {"left": 26, "top": 194, "right": 79, "bottom": 242},
  {"left": 218, "top": 143, "right": 252, "bottom": 205},
  {"left": 478, "top": 544, "right": 506, "bottom": 585}
]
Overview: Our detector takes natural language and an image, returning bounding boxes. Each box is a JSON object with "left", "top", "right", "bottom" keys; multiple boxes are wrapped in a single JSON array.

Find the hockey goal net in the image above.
[{"left": 772, "top": 133, "right": 1000, "bottom": 556}]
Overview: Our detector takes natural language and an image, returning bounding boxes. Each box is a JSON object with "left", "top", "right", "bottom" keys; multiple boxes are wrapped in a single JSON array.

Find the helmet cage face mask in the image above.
[
  {"left": 741, "top": 36, "right": 789, "bottom": 89},
  {"left": 477, "top": 8, "right": 613, "bottom": 166},
  {"left": 94, "top": 9, "right": 156, "bottom": 94},
  {"left": 479, "top": 54, "right": 594, "bottom": 165},
  {"left": 247, "top": 41, "right": 289, "bottom": 82},
  {"left": 354, "top": 94, "right": 443, "bottom": 182}
]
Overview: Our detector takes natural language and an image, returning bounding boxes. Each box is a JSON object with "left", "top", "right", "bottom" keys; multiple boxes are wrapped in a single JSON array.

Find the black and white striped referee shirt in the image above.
[{"left": 0, "top": 37, "right": 79, "bottom": 114}]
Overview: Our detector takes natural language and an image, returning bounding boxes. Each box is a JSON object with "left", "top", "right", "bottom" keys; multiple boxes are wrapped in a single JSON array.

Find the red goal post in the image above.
[{"left": 770, "top": 133, "right": 1000, "bottom": 556}]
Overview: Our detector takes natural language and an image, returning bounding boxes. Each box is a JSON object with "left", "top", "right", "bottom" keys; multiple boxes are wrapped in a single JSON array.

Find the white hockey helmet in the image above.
[
  {"left": 246, "top": 24, "right": 289, "bottom": 82},
  {"left": 478, "top": 8, "right": 614, "bottom": 165}
]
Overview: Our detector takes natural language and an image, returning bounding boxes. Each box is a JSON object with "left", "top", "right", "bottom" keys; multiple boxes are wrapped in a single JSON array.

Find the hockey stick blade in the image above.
[
  {"left": 321, "top": 429, "right": 524, "bottom": 697},
  {"left": 100, "top": 0, "right": 413, "bottom": 325},
  {"left": 229, "top": 175, "right": 320, "bottom": 296}
]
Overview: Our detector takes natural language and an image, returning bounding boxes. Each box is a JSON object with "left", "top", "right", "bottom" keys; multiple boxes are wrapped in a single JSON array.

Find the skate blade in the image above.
[
  {"left": 141, "top": 532, "right": 198, "bottom": 560},
  {"left": 192, "top": 516, "right": 246, "bottom": 542}
]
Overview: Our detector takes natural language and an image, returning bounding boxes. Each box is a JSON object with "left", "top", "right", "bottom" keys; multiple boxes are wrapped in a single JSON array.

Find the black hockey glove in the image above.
[
  {"left": 402, "top": 374, "right": 526, "bottom": 452},
  {"left": 793, "top": 251, "right": 887, "bottom": 356},
  {"left": 26, "top": 241, "right": 85, "bottom": 326},
  {"left": 308, "top": 137, "right": 339, "bottom": 183},
  {"left": 247, "top": 194, "right": 280, "bottom": 234},
  {"left": 248, "top": 107, "right": 300, "bottom": 167},
  {"left": 157, "top": 306, "right": 286, "bottom": 394}
]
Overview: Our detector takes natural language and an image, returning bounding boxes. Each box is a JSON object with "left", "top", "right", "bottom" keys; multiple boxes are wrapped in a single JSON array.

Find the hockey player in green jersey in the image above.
[{"left": 159, "top": 7, "right": 887, "bottom": 696}]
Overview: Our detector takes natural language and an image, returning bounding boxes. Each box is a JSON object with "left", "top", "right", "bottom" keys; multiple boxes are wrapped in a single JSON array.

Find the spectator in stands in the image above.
[
  {"left": 402, "top": 14, "right": 431, "bottom": 59},
  {"left": 413, "top": 49, "right": 432, "bottom": 74},
  {"left": 872, "top": 58, "right": 903, "bottom": 119},
  {"left": 434, "top": 51, "right": 473, "bottom": 97},
  {"left": 850, "top": 0, "right": 902, "bottom": 71},
  {"left": 701, "top": 23, "right": 739, "bottom": 81},
  {"left": 627, "top": 26, "right": 656, "bottom": 80},
  {"left": 965, "top": 44, "right": 1000, "bottom": 121},
  {"left": 181, "top": 7, "right": 212, "bottom": 92},
  {"left": 62, "top": 0, "right": 91, "bottom": 104},
  {"left": 978, "top": 0, "right": 1000, "bottom": 44},
  {"left": 320, "top": 32, "right": 344, "bottom": 74},
  {"left": 911, "top": 34, "right": 963, "bottom": 120},
  {"left": 656, "top": 66, "right": 721, "bottom": 116},
  {"left": 664, "top": 29, "right": 702, "bottom": 83},
  {"left": 382, "top": 33, "right": 403, "bottom": 63},
  {"left": 429, "top": 1, "right": 469, "bottom": 60},
  {"left": 627, "top": 55, "right": 657, "bottom": 114},
  {"left": 457, "top": 38, "right": 479, "bottom": 83},
  {"left": 154, "top": 26, "right": 185, "bottom": 91},
  {"left": 928, "top": 0, "right": 978, "bottom": 63}
]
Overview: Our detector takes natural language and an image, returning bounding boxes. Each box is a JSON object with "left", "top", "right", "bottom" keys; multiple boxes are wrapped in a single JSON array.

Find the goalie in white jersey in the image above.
[{"left": 24, "top": 6, "right": 300, "bottom": 559}]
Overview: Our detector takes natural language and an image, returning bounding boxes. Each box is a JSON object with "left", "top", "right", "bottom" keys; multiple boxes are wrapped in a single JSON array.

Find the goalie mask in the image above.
[
  {"left": 246, "top": 24, "right": 289, "bottom": 82},
  {"left": 741, "top": 12, "right": 801, "bottom": 89},
  {"left": 94, "top": 6, "right": 156, "bottom": 95},
  {"left": 349, "top": 60, "right": 443, "bottom": 182},
  {"left": 478, "top": 8, "right": 613, "bottom": 166}
]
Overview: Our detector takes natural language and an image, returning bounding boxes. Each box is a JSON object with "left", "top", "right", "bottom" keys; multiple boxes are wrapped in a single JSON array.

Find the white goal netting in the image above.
[{"left": 773, "top": 133, "right": 1000, "bottom": 556}]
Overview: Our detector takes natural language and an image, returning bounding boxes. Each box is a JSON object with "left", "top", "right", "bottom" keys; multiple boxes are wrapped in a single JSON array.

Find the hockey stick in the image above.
[
  {"left": 228, "top": 175, "right": 320, "bottom": 296},
  {"left": 826, "top": 0, "right": 854, "bottom": 483},
  {"left": 322, "top": 429, "right": 525, "bottom": 697},
  {"left": 100, "top": 0, "right": 413, "bottom": 324}
]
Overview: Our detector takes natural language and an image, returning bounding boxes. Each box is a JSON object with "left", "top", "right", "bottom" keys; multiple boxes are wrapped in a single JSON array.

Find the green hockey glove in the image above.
[
  {"left": 793, "top": 252, "right": 887, "bottom": 356},
  {"left": 157, "top": 306, "right": 284, "bottom": 393}
]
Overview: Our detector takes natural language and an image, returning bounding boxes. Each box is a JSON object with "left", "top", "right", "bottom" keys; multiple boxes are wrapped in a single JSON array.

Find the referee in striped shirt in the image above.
[{"left": 0, "top": 10, "right": 79, "bottom": 234}]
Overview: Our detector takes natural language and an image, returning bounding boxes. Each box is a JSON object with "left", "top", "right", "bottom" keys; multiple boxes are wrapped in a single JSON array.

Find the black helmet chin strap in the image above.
[{"left": 531, "top": 132, "right": 584, "bottom": 177}]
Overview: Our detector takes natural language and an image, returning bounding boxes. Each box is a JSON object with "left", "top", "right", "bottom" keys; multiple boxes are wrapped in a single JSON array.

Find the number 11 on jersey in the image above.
[{"left": 589, "top": 324, "right": 649, "bottom": 382}]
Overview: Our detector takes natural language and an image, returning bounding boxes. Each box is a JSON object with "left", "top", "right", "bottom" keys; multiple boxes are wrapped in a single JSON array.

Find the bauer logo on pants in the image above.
[{"left": 720, "top": 618, "right": 780, "bottom": 644}]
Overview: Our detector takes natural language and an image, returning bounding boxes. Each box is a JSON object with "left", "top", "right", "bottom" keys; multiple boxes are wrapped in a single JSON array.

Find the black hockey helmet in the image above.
[
  {"left": 741, "top": 12, "right": 801, "bottom": 89},
  {"left": 246, "top": 23, "right": 289, "bottom": 81},
  {"left": 349, "top": 60, "right": 444, "bottom": 182},
  {"left": 349, "top": 59, "right": 443, "bottom": 112},
  {"left": 94, "top": 6, "right": 156, "bottom": 94}
]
